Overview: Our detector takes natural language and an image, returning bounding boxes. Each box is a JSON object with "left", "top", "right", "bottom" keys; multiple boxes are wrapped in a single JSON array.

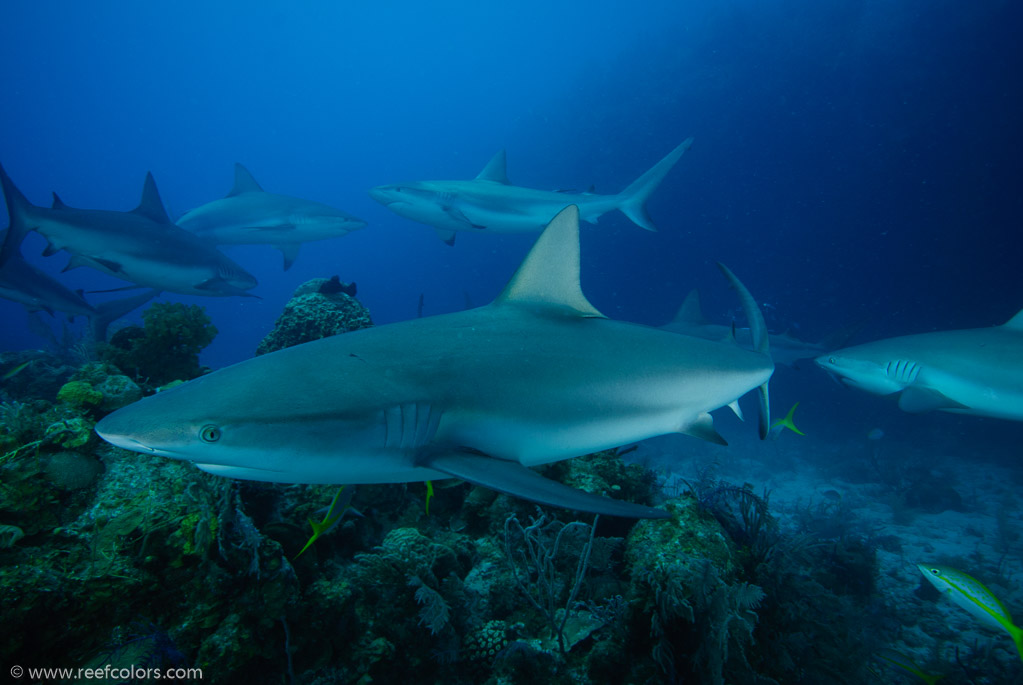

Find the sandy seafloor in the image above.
[{"left": 632, "top": 386, "right": 1023, "bottom": 682}]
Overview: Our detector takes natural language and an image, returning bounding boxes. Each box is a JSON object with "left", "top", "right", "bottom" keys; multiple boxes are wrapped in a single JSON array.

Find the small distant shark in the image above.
[
  {"left": 369, "top": 139, "right": 693, "bottom": 245},
  {"left": 0, "top": 162, "right": 258, "bottom": 297},
  {"left": 816, "top": 310, "right": 1023, "bottom": 420},
  {"left": 97, "top": 205, "right": 773, "bottom": 519},
  {"left": 177, "top": 163, "right": 367, "bottom": 270},
  {"left": 662, "top": 290, "right": 858, "bottom": 367},
  {"left": 0, "top": 229, "right": 158, "bottom": 340}
]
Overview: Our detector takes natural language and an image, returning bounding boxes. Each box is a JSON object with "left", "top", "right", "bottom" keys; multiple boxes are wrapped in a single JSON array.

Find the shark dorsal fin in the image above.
[
  {"left": 228, "top": 163, "right": 264, "bottom": 197},
  {"left": 51, "top": 192, "right": 70, "bottom": 210},
  {"left": 475, "top": 150, "right": 510, "bottom": 184},
  {"left": 494, "top": 205, "right": 604, "bottom": 317},
  {"left": 671, "top": 290, "right": 707, "bottom": 325},
  {"left": 133, "top": 173, "right": 171, "bottom": 223},
  {"left": 1004, "top": 308, "right": 1023, "bottom": 329}
]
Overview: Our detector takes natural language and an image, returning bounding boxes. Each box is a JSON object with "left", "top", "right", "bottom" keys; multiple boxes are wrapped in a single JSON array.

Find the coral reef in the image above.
[
  {"left": 99, "top": 303, "right": 218, "bottom": 387},
  {"left": 256, "top": 277, "right": 373, "bottom": 355}
]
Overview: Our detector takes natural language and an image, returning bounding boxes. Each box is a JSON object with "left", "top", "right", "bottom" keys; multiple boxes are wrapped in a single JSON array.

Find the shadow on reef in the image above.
[{"left": 0, "top": 282, "right": 973, "bottom": 684}]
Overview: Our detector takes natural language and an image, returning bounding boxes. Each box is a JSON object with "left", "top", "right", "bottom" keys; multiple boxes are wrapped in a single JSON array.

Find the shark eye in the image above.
[
  {"left": 828, "top": 357, "right": 836, "bottom": 364},
  {"left": 930, "top": 568, "right": 941, "bottom": 575},
  {"left": 199, "top": 425, "right": 221, "bottom": 443}
]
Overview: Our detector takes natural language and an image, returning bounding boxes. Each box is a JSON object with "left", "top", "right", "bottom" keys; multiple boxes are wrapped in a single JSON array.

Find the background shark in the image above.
[
  {"left": 816, "top": 310, "right": 1023, "bottom": 420},
  {"left": 0, "top": 228, "right": 158, "bottom": 340},
  {"left": 369, "top": 138, "right": 693, "bottom": 245},
  {"left": 0, "top": 162, "right": 258, "bottom": 297},
  {"left": 663, "top": 289, "right": 859, "bottom": 367},
  {"left": 177, "top": 163, "right": 367, "bottom": 270},
  {"left": 97, "top": 206, "right": 773, "bottom": 519}
]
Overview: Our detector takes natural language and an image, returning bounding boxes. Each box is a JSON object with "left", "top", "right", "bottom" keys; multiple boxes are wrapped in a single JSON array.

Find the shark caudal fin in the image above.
[
  {"left": 717, "top": 263, "right": 773, "bottom": 439},
  {"left": 0, "top": 162, "right": 38, "bottom": 267},
  {"left": 616, "top": 138, "right": 693, "bottom": 231}
]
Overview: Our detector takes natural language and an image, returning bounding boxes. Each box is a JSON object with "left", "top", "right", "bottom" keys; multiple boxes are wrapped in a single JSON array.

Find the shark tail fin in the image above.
[
  {"left": 0, "top": 162, "right": 37, "bottom": 266},
  {"left": 616, "top": 138, "right": 693, "bottom": 231},
  {"left": 89, "top": 289, "right": 161, "bottom": 342},
  {"left": 717, "top": 262, "right": 773, "bottom": 439}
]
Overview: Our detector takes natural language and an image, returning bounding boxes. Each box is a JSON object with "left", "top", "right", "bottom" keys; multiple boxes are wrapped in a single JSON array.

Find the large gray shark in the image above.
[
  {"left": 96, "top": 206, "right": 773, "bottom": 518},
  {"left": 663, "top": 290, "right": 857, "bottom": 367},
  {"left": 0, "top": 163, "right": 258, "bottom": 297},
  {"left": 815, "top": 311, "right": 1023, "bottom": 420},
  {"left": 177, "top": 163, "right": 367, "bottom": 270},
  {"left": 369, "top": 139, "right": 693, "bottom": 245},
  {"left": 0, "top": 229, "right": 157, "bottom": 340}
]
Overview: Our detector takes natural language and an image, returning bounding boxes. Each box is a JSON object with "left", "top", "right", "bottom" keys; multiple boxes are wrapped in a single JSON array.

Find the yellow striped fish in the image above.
[{"left": 918, "top": 564, "right": 1023, "bottom": 663}]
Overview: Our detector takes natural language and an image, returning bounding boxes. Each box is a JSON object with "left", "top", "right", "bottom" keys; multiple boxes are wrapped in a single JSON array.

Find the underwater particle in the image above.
[
  {"left": 44, "top": 450, "right": 104, "bottom": 490},
  {"left": 56, "top": 380, "right": 103, "bottom": 409},
  {"left": 867, "top": 428, "right": 884, "bottom": 441}
]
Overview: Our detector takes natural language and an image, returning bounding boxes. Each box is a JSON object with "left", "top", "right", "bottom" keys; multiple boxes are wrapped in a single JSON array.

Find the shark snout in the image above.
[{"left": 369, "top": 186, "right": 402, "bottom": 206}]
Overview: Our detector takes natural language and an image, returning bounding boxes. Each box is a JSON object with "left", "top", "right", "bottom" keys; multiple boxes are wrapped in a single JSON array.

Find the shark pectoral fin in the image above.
[
  {"left": 679, "top": 412, "right": 728, "bottom": 445},
  {"left": 444, "top": 206, "right": 486, "bottom": 229},
  {"left": 94, "top": 257, "right": 125, "bottom": 274},
  {"left": 424, "top": 449, "right": 668, "bottom": 519},
  {"left": 276, "top": 243, "right": 300, "bottom": 270},
  {"left": 898, "top": 386, "right": 969, "bottom": 413},
  {"left": 434, "top": 229, "right": 457, "bottom": 246}
]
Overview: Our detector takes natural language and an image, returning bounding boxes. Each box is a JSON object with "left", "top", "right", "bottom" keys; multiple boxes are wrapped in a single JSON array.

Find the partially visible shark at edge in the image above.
[
  {"left": 369, "top": 138, "right": 693, "bottom": 245},
  {"left": 816, "top": 310, "right": 1023, "bottom": 421},
  {"left": 97, "top": 205, "right": 773, "bottom": 518},
  {"left": 177, "top": 163, "right": 367, "bottom": 270},
  {"left": 0, "top": 162, "right": 258, "bottom": 297},
  {"left": 662, "top": 289, "right": 861, "bottom": 367},
  {"left": 0, "top": 228, "right": 158, "bottom": 340}
]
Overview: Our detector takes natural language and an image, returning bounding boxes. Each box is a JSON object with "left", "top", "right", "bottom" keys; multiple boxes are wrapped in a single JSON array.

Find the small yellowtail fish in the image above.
[
  {"left": 874, "top": 648, "right": 943, "bottom": 684},
  {"left": 296, "top": 486, "right": 356, "bottom": 558},
  {"left": 769, "top": 401, "right": 805, "bottom": 439},
  {"left": 918, "top": 564, "right": 1023, "bottom": 663},
  {"left": 2, "top": 360, "right": 31, "bottom": 380},
  {"left": 425, "top": 480, "right": 435, "bottom": 515}
]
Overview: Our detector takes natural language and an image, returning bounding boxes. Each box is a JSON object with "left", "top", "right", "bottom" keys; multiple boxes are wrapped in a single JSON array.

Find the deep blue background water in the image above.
[{"left": 1, "top": 1, "right": 1021, "bottom": 451}]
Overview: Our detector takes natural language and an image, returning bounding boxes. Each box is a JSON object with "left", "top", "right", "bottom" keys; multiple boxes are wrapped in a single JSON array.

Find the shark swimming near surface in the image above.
[
  {"left": 0, "top": 229, "right": 158, "bottom": 340},
  {"left": 0, "top": 162, "right": 258, "bottom": 297},
  {"left": 177, "top": 163, "right": 367, "bottom": 270},
  {"left": 97, "top": 205, "right": 774, "bottom": 518},
  {"left": 369, "top": 139, "right": 693, "bottom": 245},
  {"left": 815, "top": 310, "right": 1023, "bottom": 420},
  {"left": 663, "top": 289, "right": 859, "bottom": 367}
]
